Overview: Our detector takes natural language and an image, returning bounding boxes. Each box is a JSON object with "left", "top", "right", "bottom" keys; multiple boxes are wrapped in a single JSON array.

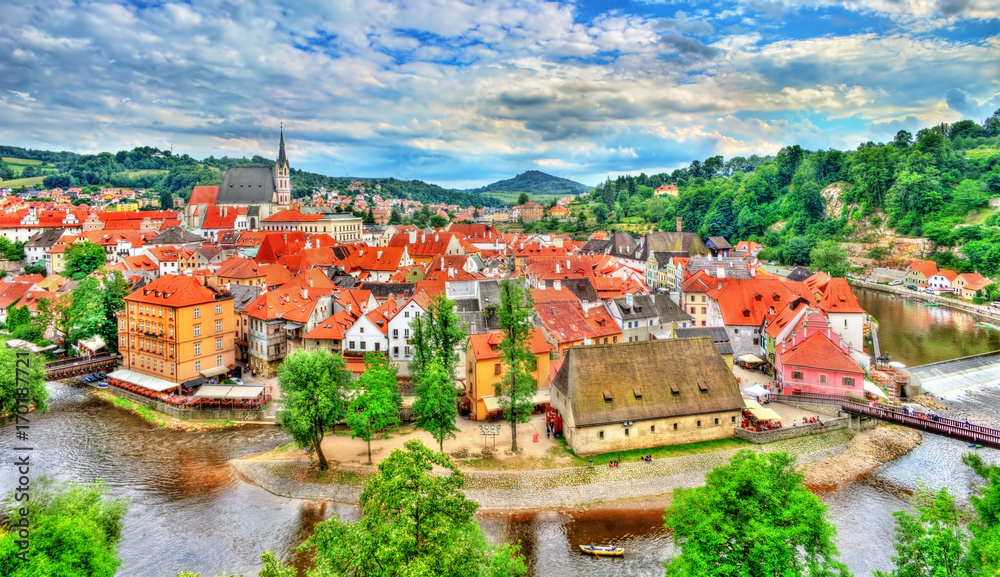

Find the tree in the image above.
[
  {"left": 429, "top": 214, "right": 448, "bottom": 228},
  {"left": 516, "top": 192, "right": 530, "bottom": 205},
  {"left": 98, "top": 271, "right": 129, "bottom": 353},
  {"left": 495, "top": 279, "right": 537, "bottom": 453},
  {"left": 783, "top": 236, "right": 813, "bottom": 266},
  {"left": 158, "top": 189, "right": 173, "bottom": 211},
  {"left": 276, "top": 349, "right": 353, "bottom": 470},
  {"left": 389, "top": 207, "right": 403, "bottom": 225},
  {"left": 301, "top": 439, "right": 526, "bottom": 577},
  {"left": 410, "top": 294, "right": 466, "bottom": 384},
  {"left": 64, "top": 240, "right": 106, "bottom": 280},
  {"left": 23, "top": 263, "right": 46, "bottom": 277},
  {"left": 874, "top": 486, "right": 968, "bottom": 577},
  {"left": 810, "top": 241, "right": 851, "bottom": 278},
  {"left": 592, "top": 204, "right": 609, "bottom": 225},
  {"left": 664, "top": 450, "right": 849, "bottom": 577},
  {"left": 67, "top": 277, "right": 104, "bottom": 344},
  {"left": 0, "top": 346, "right": 47, "bottom": 419},
  {"left": 962, "top": 453, "right": 1000, "bottom": 575},
  {"left": 0, "top": 478, "right": 129, "bottom": 577},
  {"left": 412, "top": 359, "right": 459, "bottom": 452},
  {"left": 346, "top": 353, "right": 402, "bottom": 465},
  {"left": 364, "top": 208, "right": 376, "bottom": 225},
  {"left": 177, "top": 551, "right": 295, "bottom": 577}
]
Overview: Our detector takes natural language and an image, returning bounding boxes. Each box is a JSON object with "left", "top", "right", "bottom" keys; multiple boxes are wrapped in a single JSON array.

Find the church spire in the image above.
[{"left": 277, "top": 123, "right": 288, "bottom": 168}]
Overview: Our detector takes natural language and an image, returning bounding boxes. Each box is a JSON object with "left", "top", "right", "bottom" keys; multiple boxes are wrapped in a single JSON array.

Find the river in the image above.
[{"left": 1, "top": 287, "right": 999, "bottom": 577}]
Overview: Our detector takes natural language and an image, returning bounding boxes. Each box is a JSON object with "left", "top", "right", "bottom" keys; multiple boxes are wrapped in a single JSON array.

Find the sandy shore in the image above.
[{"left": 231, "top": 423, "right": 923, "bottom": 510}]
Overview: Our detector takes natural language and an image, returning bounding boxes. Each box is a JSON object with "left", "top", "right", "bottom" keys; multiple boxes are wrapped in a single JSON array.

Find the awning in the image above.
[
  {"left": 864, "top": 380, "right": 889, "bottom": 399},
  {"left": 193, "top": 385, "right": 266, "bottom": 400},
  {"left": 107, "top": 369, "right": 180, "bottom": 392},
  {"left": 480, "top": 387, "right": 550, "bottom": 413},
  {"left": 738, "top": 354, "right": 765, "bottom": 363},
  {"left": 748, "top": 407, "right": 782, "bottom": 422},
  {"left": 284, "top": 322, "right": 304, "bottom": 330},
  {"left": 744, "top": 384, "right": 770, "bottom": 397},
  {"left": 744, "top": 399, "right": 763, "bottom": 410},
  {"left": 199, "top": 366, "right": 229, "bottom": 378}
]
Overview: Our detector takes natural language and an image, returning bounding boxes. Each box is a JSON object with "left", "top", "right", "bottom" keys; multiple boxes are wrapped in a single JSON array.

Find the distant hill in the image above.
[{"left": 467, "top": 170, "right": 592, "bottom": 197}]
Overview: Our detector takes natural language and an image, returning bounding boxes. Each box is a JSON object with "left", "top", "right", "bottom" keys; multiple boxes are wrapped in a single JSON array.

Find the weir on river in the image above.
[{"left": 908, "top": 350, "right": 1000, "bottom": 396}]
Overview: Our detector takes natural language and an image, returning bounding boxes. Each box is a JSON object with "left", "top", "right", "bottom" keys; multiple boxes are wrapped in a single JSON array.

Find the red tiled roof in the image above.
[
  {"left": 906, "top": 259, "right": 938, "bottom": 279},
  {"left": 304, "top": 310, "right": 355, "bottom": 340},
  {"left": 124, "top": 274, "right": 218, "bottom": 307},
  {"left": 0, "top": 282, "right": 33, "bottom": 309},
  {"left": 189, "top": 186, "right": 220, "bottom": 205},
  {"left": 468, "top": 328, "right": 551, "bottom": 361},
  {"left": 816, "top": 278, "right": 865, "bottom": 314},
  {"left": 261, "top": 209, "right": 323, "bottom": 223},
  {"left": 780, "top": 331, "right": 863, "bottom": 374},
  {"left": 714, "top": 278, "right": 810, "bottom": 326}
]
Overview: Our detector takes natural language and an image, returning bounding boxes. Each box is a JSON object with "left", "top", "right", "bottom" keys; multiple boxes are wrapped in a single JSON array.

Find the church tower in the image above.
[{"left": 274, "top": 125, "right": 291, "bottom": 208}]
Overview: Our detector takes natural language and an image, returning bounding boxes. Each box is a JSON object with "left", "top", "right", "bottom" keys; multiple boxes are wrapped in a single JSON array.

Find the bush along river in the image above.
[{"left": 1, "top": 287, "right": 998, "bottom": 576}]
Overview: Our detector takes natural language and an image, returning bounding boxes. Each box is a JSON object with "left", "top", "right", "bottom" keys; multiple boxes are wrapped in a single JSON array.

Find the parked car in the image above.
[
  {"left": 889, "top": 280, "right": 903, "bottom": 286},
  {"left": 924, "top": 287, "right": 937, "bottom": 294},
  {"left": 905, "top": 284, "right": 918, "bottom": 291},
  {"left": 230, "top": 377, "right": 245, "bottom": 386}
]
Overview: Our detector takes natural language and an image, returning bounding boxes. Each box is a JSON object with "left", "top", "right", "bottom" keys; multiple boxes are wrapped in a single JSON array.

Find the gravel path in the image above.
[{"left": 232, "top": 429, "right": 852, "bottom": 510}]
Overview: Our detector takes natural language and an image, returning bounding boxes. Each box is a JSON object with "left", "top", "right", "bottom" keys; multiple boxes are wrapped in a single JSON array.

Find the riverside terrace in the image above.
[{"left": 76, "top": 371, "right": 272, "bottom": 419}]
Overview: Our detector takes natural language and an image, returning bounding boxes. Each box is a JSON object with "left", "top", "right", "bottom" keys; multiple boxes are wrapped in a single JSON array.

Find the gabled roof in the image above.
[
  {"left": 0, "top": 281, "right": 33, "bottom": 309},
  {"left": 304, "top": 310, "right": 355, "bottom": 340},
  {"left": 933, "top": 269, "right": 958, "bottom": 282},
  {"left": 150, "top": 227, "right": 202, "bottom": 245},
  {"left": 714, "top": 278, "right": 809, "bottom": 326},
  {"left": 780, "top": 331, "right": 864, "bottom": 374},
  {"left": 468, "top": 328, "right": 551, "bottom": 361},
  {"left": 552, "top": 338, "right": 743, "bottom": 426},
  {"left": 906, "top": 259, "right": 938, "bottom": 279},
  {"left": 189, "top": 186, "right": 220, "bottom": 205},
  {"left": 217, "top": 166, "right": 276, "bottom": 204},
  {"left": 816, "top": 278, "right": 865, "bottom": 314},
  {"left": 956, "top": 272, "right": 991, "bottom": 291}
]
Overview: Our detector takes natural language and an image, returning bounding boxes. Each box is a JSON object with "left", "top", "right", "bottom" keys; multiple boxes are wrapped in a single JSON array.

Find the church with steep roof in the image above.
[{"left": 184, "top": 128, "right": 294, "bottom": 233}]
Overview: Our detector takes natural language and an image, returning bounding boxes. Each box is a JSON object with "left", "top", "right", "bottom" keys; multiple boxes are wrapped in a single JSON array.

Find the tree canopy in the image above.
[
  {"left": 64, "top": 240, "right": 106, "bottom": 280},
  {"left": 412, "top": 358, "right": 460, "bottom": 452},
  {"left": 664, "top": 450, "right": 850, "bottom": 577},
  {"left": 495, "top": 279, "right": 538, "bottom": 452},
  {"left": 346, "top": 353, "right": 402, "bottom": 464},
  {"left": 0, "top": 478, "right": 129, "bottom": 577},
  {"left": 276, "top": 349, "right": 353, "bottom": 470},
  {"left": 0, "top": 347, "right": 47, "bottom": 419},
  {"left": 301, "top": 439, "right": 526, "bottom": 577}
]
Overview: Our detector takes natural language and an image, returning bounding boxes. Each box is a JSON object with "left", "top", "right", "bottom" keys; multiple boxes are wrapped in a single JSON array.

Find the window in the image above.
[
  {"left": 494, "top": 363, "right": 502, "bottom": 375},
  {"left": 170, "top": 363, "right": 174, "bottom": 375},
  {"left": 393, "top": 329, "right": 398, "bottom": 338},
  {"left": 169, "top": 311, "right": 174, "bottom": 320},
  {"left": 599, "top": 431, "right": 604, "bottom": 440},
  {"left": 216, "top": 304, "right": 222, "bottom": 315},
  {"left": 404, "top": 311, "right": 409, "bottom": 318},
  {"left": 792, "top": 370, "right": 803, "bottom": 380},
  {"left": 130, "top": 304, "right": 135, "bottom": 312},
  {"left": 404, "top": 346, "right": 410, "bottom": 356},
  {"left": 360, "top": 326, "right": 364, "bottom": 334},
  {"left": 170, "top": 345, "right": 174, "bottom": 357},
  {"left": 195, "top": 360, "right": 201, "bottom": 372},
  {"left": 697, "top": 420, "right": 702, "bottom": 428},
  {"left": 119, "top": 319, "right": 124, "bottom": 329},
  {"left": 169, "top": 327, "right": 174, "bottom": 338},
  {"left": 216, "top": 321, "right": 223, "bottom": 332},
  {"left": 349, "top": 341, "right": 355, "bottom": 349},
  {"left": 843, "top": 377, "right": 856, "bottom": 387},
  {"left": 701, "top": 295, "right": 706, "bottom": 302},
  {"left": 753, "top": 338, "right": 759, "bottom": 346},
  {"left": 360, "top": 341, "right": 366, "bottom": 350},
  {"left": 819, "top": 374, "right": 828, "bottom": 384},
  {"left": 701, "top": 307, "right": 706, "bottom": 314},
  {"left": 194, "top": 343, "right": 201, "bottom": 355},
  {"left": 624, "top": 428, "right": 629, "bottom": 437},
  {"left": 613, "top": 336, "right": 617, "bottom": 343},
  {"left": 714, "top": 418, "right": 720, "bottom": 425},
  {"left": 650, "top": 425, "right": 655, "bottom": 433},
  {"left": 194, "top": 325, "right": 201, "bottom": 336},
  {"left": 673, "top": 423, "right": 678, "bottom": 430},
  {"left": 121, "top": 336, "right": 125, "bottom": 346},
  {"left": 193, "top": 308, "right": 200, "bottom": 318},
  {"left": 217, "top": 355, "right": 222, "bottom": 366},
  {"left": 216, "top": 338, "right": 223, "bottom": 350},
  {"left": 404, "top": 329, "right": 410, "bottom": 339},
  {"left": 393, "top": 346, "right": 399, "bottom": 357},
  {"left": 649, "top": 319, "right": 654, "bottom": 326},
  {"left": 731, "top": 416, "right": 737, "bottom": 423}
]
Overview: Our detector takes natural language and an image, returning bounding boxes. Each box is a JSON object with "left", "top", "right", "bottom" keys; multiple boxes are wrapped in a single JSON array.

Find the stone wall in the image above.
[
  {"left": 95, "top": 384, "right": 267, "bottom": 422},
  {"left": 569, "top": 410, "right": 742, "bottom": 455},
  {"left": 735, "top": 416, "right": 848, "bottom": 444},
  {"left": 779, "top": 400, "right": 844, "bottom": 417}
]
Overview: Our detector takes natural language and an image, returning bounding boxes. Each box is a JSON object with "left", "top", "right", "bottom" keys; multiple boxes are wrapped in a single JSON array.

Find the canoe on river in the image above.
[{"left": 579, "top": 545, "right": 625, "bottom": 557}]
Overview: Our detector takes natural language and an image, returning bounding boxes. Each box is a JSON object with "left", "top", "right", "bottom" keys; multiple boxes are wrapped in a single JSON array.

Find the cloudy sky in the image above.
[{"left": 1, "top": 0, "right": 998, "bottom": 188}]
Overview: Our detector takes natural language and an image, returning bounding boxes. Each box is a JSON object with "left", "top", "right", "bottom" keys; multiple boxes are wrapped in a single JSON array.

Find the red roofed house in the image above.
[
  {"left": 245, "top": 277, "right": 336, "bottom": 377},
  {"left": 514, "top": 201, "right": 544, "bottom": 222},
  {"left": 928, "top": 269, "right": 959, "bottom": 292},
  {"left": 706, "top": 278, "right": 810, "bottom": 359},
  {"left": 815, "top": 277, "right": 867, "bottom": 355},
  {"left": 776, "top": 326, "right": 865, "bottom": 397},
  {"left": 905, "top": 260, "right": 938, "bottom": 288},
  {"left": 119, "top": 274, "right": 235, "bottom": 387},
  {"left": 466, "top": 329, "right": 552, "bottom": 420},
  {"left": 953, "top": 272, "right": 992, "bottom": 300},
  {"left": 654, "top": 185, "right": 679, "bottom": 196}
]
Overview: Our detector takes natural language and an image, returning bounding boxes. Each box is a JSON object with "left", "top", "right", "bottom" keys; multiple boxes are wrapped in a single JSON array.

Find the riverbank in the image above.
[
  {"left": 232, "top": 423, "right": 922, "bottom": 510},
  {"left": 87, "top": 388, "right": 248, "bottom": 431},
  {"left": 851, "top": 279, "right": 1000, "bottom": 323}
]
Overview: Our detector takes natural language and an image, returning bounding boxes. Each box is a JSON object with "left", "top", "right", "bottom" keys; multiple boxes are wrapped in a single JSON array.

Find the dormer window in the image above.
[{"left": 603, "top": 390, "right": 613, "bottom": 403}]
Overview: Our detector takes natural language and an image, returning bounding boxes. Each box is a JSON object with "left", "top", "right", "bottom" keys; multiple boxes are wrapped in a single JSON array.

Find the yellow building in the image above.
[
  {"left": 466, "top": 328, "right": 552, "bottom": 421},
  {"left": 119, "top": 274, "right": 235, "bottom": 386}
]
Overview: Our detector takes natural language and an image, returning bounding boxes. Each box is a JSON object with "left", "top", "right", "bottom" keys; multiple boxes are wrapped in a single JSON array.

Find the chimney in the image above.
[
  {"left": 435, "top": 233, "right": 439, "bottom": 242},
  {"left": 409, "top": 229, "right": 417, "bottom": 243},
  {"left": 448, "top": 267, "right": 455, "bottom": 278},
  {"left": 226, "top": 281, "right": 232, "bottom": 292},
  {"left": 377, "top": 250, "right": 383, "bottom": 259},
  {"left": 260, "top": 282, "right": 268, "bottom": 296},
  {"left": 422, "top": 233, "right": 426, "bottom": 243},
  {"left": 750, "top": 268, "right": 756, "bottom": 278},
  {"left": 301, "top": 287, "right": 309, "bottom": 299},
  {"left": 307, "top": 276, "right": 313, "bottom": 287},
  {"left": 717, "top": 264, "right": 725, "bottom": 279},
  {"left": 650, "top": 293, "right": 655, "bottom": 304},
  {"left": 553, "top": 279, "right": 561, "bottom": 291},
  {"left": 440, "top": 257, "right": 446, "bottom": 271},
  {"left": 346, "top": 303, "right": 352, "bottom": 316},
  {"left": 625, "top": 293, "right": 633, "bottom": 309},
  {"left": 676, "top": 217, "right": 682, "bottom": 232},
  {"left": 555, "top": 262, "right": 561, "bottom": 274},
  {"left": 581, "top": 299, "right": 589, "bottom": 317}
]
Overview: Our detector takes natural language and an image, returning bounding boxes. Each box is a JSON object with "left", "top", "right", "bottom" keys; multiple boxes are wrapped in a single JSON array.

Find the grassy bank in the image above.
[{"left": 90, "top": 389, "right": 241, "bottom": 430}]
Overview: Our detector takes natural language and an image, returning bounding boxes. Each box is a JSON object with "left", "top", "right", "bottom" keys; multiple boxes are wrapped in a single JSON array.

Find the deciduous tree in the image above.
[
  {"left": 302, "top": 439, "right": 526, "bottom": 577},
  {"left": 276, "top": 349, "right": 352, "bottom": 470},
  {"left": 0, "top": 346, "right": 47, "bottom": 419},
  {"left": 495, "top": 279, "right": 537, "bottom": 453},
  {"left": 664, "top": 450, "right": 850, "bottom": 577},
  {"left": 0, "top": 478, "right": 129, "bottom": 577},
  {"left": 346, "top": 353, "right": 402, "bottom": 464},
  {"left": 412, "top": 359, "right": 459, "bottom": 452},
  {"left": 874, "top": 486, "right": 968, "bottom": 577},
  {"left": 64, "top": 240, "right": 106, "bottom": 280}
]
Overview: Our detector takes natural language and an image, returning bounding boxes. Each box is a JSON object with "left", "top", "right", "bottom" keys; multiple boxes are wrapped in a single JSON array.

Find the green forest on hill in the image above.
[{"left": 575, "top": 111, "right": 1000, "bottom": 276}]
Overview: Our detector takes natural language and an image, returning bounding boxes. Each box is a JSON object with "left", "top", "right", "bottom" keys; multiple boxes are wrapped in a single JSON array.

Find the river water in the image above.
[{"left": 1, "top": 286, "right": 999, "bottom": 577}]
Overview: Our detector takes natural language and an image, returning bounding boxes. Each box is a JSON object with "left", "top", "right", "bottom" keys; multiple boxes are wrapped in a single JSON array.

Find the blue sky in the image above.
[{"left": 1, "top": 0, "right": 998, "bottom": 188}]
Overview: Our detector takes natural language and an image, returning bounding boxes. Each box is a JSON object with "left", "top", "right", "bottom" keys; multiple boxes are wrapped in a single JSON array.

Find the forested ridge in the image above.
[{"left": 584, "top": 111, "right": 1000, "bottom": 275}]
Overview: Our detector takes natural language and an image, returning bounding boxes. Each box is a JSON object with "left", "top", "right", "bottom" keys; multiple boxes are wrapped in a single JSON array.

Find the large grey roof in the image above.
[
  {"left": 149, "top": 226, "right": 202, "bottom": 245},
  {"left": 217, "top": 166, "right": 276, "bottom": 204},
  {"left": 228, "top": 284, "right": 261, "bottom": 313},
  {"left": 674, "top": 327, "right": 734, "bottom": 356}
]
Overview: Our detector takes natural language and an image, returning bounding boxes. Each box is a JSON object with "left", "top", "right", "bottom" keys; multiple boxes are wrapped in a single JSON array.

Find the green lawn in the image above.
[
  {"left": 123, "top": 169, "right": 168, "bottom": 177},
  {"left": 2, "top": 157, "right": 43, "bottom": 165},
  {"left": 965, "top": 148, "right": 999, "bottom": 160},
  {"left": 0, "top": 176, "right": 45, "bottom": 189},
  {"left": 556, "top": 436, "right": 752, "bottom": 467}
]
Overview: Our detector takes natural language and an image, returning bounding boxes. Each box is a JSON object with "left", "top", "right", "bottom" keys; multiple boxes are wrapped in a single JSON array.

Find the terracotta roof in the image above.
[
  {"left": 906, "top": 259, "right": 938, "bottom": 279},
  {"left": 261, "top": 209, "right": 323, "bottom": 223},
  {"left": 956, "top": 272, "right": 991, "bottom": 291},
  {"left": 0, "top": 282, "right": 33, "bottom": 309},
  {"left": 780, "top": 331, "right": 864, "bottom": 374},
  {"left": 468, "top": 328, "right": 551, "bottom": 361},
  {"left": 189, "top": 186, "right": 220, "bottom": 205},
  {"left": 124, "top": 274, "right": 218, "bottom": 307},
  {"left": 934, "top": 270, "right": 959, "bottom": 282},
  {"left": 816, "top": 278, "right": 865, "bottom": 314},
  {"left": 246, "top": 283, "right": 332, "bottom": 322},
  {"left": 714, "top": 278, "right": 810, "bottom": 326},
  {"left": 303, "top": 310, "right": 355, "bottom": 340}
]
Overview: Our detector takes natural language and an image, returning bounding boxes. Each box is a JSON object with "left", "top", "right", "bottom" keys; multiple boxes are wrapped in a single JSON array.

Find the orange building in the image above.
[
  {"left": 466, "top": 329, "right": 552, "bottom": 421},
  {"left": 118, "top": 274, "right": 235, "bottom": 386}
]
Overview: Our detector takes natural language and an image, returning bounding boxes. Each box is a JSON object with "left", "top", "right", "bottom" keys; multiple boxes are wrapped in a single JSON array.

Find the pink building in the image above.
[{"left": 776, "top": 327, "right": 864, "bottom": 397}]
